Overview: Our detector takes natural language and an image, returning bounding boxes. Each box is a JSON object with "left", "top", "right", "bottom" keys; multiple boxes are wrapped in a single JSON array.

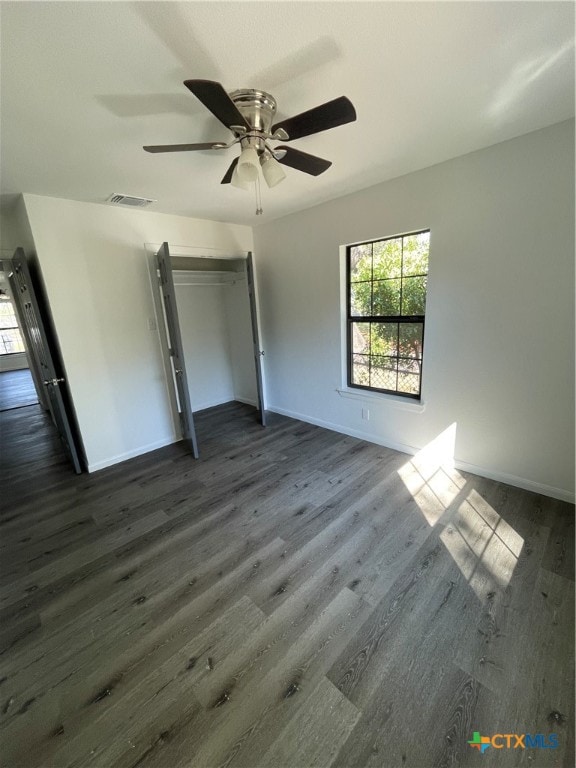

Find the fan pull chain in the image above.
[{"left": 255, "top": 175, "right": 263, "bottom": 216}]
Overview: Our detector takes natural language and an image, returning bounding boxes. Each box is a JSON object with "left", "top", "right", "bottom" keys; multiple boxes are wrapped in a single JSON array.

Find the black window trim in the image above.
[{"left": 346, "top": 228, "right": 429, "bottom": 401}]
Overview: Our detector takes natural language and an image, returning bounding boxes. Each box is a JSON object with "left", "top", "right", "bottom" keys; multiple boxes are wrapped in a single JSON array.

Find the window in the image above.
[
  {"left": 0, "top": 299, "right": 25, "bottom": 355},
  {"left": 347, "top": 230, "right": 430, "bottom": 399}
]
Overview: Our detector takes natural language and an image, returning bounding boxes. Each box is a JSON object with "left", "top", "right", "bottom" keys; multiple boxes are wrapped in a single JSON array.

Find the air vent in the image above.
[{"left": 106, "top": 193, "right": 156, "bottom": 207}]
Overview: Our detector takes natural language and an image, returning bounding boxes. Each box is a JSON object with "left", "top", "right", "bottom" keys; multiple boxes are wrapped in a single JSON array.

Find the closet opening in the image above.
[{"left": 147, "top": 242, "right": 266, "bottom": 458}]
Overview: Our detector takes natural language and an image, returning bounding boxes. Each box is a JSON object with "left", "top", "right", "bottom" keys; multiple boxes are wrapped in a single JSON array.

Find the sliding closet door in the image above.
[
  {"left": 156, "top": 242, "right": 199, "bottom": 458},
  {"left": 246, "top": 252, "right": 266, "bottom": 426}
]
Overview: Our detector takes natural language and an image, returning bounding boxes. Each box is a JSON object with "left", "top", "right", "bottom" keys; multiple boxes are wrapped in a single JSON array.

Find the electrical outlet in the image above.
[
  {"left": 362, "top": 408, "right": 370, "bottom": 421},
  {"left": 147, "top": 317, "right": 157, "bottom": 331}
]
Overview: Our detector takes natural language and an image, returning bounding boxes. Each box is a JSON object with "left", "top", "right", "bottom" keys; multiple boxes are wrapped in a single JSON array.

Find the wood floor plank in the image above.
[
  {"left": 44, "top": 596, "right": 265, "bottom": 768},
  {"left": 453, "top": 516, "right": 550, "bottom": 695},
  {"left": 541, "top": 502, "right": 575, "bottom": 581},
  {"left": 469, "top": 568, "right": 574, "bottom": 768},
  {"left": 193, "top": 557, "right": 373, "bottom": 711},
  {"left": 332, "top": 661, "right": 481, "bottom": 768},
  {"left": 1, "top": 537, "right": 287, "bottom": 711},
  {"left": 326, "top": 528, "right": 460, "bottom": 708},
  {"left": 0, "top": 513, "right": 97, "bottom": 573},
  {"left": 0, "top": 369, "right": 39, "bottom": 411},
  {"left": 0, "top": 400, "right": 573, "bottom": 768},
  {"left": 125, "top": 587, "right": 365, "bottom": 768},
  {"left": 221, "top": 601, "right": 372, "bottom": 768},
  {"left": 259, "top": 676, "right": 360, "bottom": 768},
  {"left": 0, "top": 510, "right": 171, "bottom": 608},
  {"left": 184, "top": 587, "right": 366, "bottom": 768}
]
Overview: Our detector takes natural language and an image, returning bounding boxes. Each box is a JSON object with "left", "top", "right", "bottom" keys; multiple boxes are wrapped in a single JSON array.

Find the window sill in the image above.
[{"left": 336, "top": 387, "right": 426, "bottom": 413}]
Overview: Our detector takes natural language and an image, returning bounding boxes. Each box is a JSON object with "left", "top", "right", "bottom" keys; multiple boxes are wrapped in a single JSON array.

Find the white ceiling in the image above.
[{"left": 1, "top": 1, "right": 574, "bottom": 227}]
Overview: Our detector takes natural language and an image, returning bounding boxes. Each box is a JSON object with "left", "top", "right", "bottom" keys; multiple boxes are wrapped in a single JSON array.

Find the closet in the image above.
[{"left": 150, "top": 243, "right": 265, "bottom": 457}]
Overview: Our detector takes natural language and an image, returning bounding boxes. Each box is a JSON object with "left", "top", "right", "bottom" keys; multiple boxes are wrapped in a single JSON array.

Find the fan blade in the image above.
[
  {"left": 271, "top": 96, "right": 356, "bottom": 141},
  {"left": 221, "top": 157, "right": 239, "bottom": 184},
  {"left": 184, "top": 79, "right": 249, "bottom": 131},
  {"left": 143, "top": 142, "right": 225, "bottom": 153},
  {"left": 275, "top": 146, "right": 332, "bottom": 176}
]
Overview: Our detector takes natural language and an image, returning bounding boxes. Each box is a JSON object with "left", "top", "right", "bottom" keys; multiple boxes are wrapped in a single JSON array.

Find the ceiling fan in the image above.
[{"left": 143, "top": 79, "right": 356, "bottom": 190}]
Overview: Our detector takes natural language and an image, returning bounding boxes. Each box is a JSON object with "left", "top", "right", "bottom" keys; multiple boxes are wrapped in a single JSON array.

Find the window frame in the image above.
[{"left": 346, "top": 229, "right": 429, "bottom": 401}]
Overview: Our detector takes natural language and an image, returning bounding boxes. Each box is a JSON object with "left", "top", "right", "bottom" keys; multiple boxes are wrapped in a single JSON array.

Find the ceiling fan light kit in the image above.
[
  {"left": 260, "top": 153, "right": 286, "bottom": 188},
  {"left": 230, "top": 165, "right": 249, "bottom": 191},
  {"left": 143, "top": 79, "right": 357, "bottom": 213},
  {"left": 236, "top": 144, "right": 260, "bottom": 182}
]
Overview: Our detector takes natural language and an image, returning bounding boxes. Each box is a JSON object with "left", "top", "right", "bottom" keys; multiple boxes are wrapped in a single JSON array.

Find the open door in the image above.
[
  {"left": 156, "top": 242, "right": 199, "bottom": 458},
  {"left": 8, "top": 248, "right": 83, "bottom": 473},
  {"left": 246, "top": 252, "right": 267, "bottom": 426}
]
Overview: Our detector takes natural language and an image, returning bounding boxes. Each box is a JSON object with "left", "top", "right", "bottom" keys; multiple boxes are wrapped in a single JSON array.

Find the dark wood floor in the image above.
[
  {"left": 0, "top": 368, "right": 39, "bottom": 411},
  {"left": 0, "top": 401, "right": 574, "bottom": 768}
]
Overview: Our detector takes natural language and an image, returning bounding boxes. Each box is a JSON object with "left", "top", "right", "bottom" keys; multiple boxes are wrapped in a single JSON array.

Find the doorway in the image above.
[
  {"left": 0, "top": 260, "right": 40, "bottom": 410},
  {"left": 1, "top": 250, "right": 85, "bottom": 473}
]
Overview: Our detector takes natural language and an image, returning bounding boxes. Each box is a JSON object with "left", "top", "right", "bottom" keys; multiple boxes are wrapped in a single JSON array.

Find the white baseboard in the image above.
[
  {"left": 235, "top": 396, "right": 258, "bottom": 407},
  {"left": 269, "top": 404, "right": 419, "bottom": 454},
  {"left": 268, "top": 405, "right": 575, "bottom": 505},
  {"left": 192, "top": 395, "right": 236, "bottom": 412},
  {"left": 451, "top": 460, "right": 575, "bottom": 504},
  {"left": 87, "top": 399, "right": 259, "bottom": 473},
  {"left": 192, "top": 396, "right": 258, "bottom": 412},
  {"left": 87, "top": 435, "right": 177, "bottom": 473}
]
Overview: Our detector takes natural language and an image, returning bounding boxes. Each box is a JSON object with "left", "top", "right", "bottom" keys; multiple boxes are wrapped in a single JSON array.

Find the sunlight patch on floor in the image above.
[
  {"left": 397, "top": 423, "right": 463, "bottom": 525},
  {"left": 442, "top": 493, "right": 524, "bottom": 598},
  {"left": 398, "top": 424, "right": 524, "bottom": 598}
]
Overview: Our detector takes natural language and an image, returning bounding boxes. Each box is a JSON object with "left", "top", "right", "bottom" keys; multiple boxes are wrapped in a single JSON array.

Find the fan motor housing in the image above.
[{"left": 229, "top": 89, "right": 277, "bottom": 135}]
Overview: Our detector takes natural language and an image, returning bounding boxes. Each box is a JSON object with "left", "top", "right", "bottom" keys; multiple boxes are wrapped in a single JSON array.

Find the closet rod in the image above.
[
  {"left": 145, "top": 242, "right": 249, "bottom": 258},
  {"left": 173, "top": 277, "right": 246, "bottom": 286},
  {"left": 177, "top": 281, "right": 243, "bottom": 286}
]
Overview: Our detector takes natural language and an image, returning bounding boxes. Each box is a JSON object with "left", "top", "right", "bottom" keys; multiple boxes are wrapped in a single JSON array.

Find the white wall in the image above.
[
  {"left": 225, "top": 277, "right": 259, "bottom": 406},
  {"left": 1, "top": 208, "right": 24, "bottom": 255},
  {"left": 0, "top": 197, "right": 36, "bottom": 255},
  {"left": 22, "top": 195, "right": 253, "bottom": 471},
  {"left": 173, "top": 270, "right": 258, "bottom": 413},
  {"left": 175, "top": 279, "right": 235, "bottom": 411},
  {"left": 253, "top": 120, "right": 575, "bottom": 501}
]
